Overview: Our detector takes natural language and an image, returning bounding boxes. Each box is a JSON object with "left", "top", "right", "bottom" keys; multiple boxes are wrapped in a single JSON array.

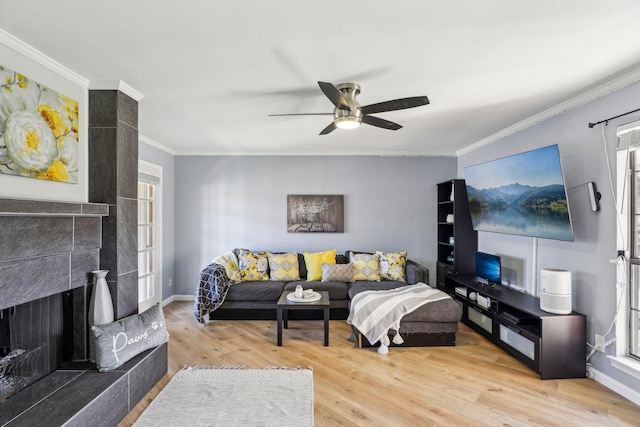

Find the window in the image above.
[
  {"left": 629, "top": 152, "right": 640, "bottom": 359},
  {"left": 138, "top": 160, "right": 162, "bottom": 312},
  {"left": 617, "top": 121, "right": 640, "bottom": 361}
]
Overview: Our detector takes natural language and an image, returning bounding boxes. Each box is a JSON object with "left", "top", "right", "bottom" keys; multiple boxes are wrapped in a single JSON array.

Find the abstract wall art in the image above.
[{"left": 287, "top": 194, "right": 344, "bottom": 232}]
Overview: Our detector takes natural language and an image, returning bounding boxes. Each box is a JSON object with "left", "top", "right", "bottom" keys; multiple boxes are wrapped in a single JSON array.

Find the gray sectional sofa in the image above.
[{"left": 194, "top": 250, "right": 462, "bottom": 347}]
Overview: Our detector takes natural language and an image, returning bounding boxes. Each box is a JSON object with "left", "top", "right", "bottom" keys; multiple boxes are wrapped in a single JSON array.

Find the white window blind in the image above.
[{"left": 617, "top": 120, "right": 640, "bottom": 151}]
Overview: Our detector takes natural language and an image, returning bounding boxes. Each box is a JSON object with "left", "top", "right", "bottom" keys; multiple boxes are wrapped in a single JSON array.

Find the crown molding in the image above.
[
  {"left": 0, "top": 28, "right": 89, "bottom": 87},
  {"left": 458, "top": 66, "right": 640, "bottom": 156},
  {"left": 88, "top": 80, "right": 144, "bottom": 102},
  {"left": 139, "top": 134, "right": 177, "bottom": 155}
]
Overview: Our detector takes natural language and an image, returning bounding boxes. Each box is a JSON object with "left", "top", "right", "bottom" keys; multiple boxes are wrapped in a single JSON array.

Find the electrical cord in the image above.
[
  {"left": 602, "top": 123, "right": 628, "bottom": 247},
  {"left": 586, "top": 255, "right": 627, "bottom": 361}
]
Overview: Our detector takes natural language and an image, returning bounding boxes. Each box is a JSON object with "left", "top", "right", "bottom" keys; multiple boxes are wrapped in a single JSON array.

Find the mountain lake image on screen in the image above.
[{"left": 463, "top": 144, "right": 574, "bottom": 241}]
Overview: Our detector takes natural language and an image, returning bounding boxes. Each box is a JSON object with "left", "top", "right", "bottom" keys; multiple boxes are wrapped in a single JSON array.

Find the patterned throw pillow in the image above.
[
  {"left": 350, "top": 252, "right": 381, "bottom": 281},
  {"left": 268, "top": 252, "right": 300, "bottom": 281},
  {"left": 237, "top": 249, "right": 270, "bottom": 281},
  {"left": 212, "top": 251, "right": 242, "bottom": 283},
  {"left": 376, "top": 251, "right": 407, "bottom": 282},
  {"left": 321, "top": 263, "right": 355, "bottom": 282},
  {"left": 303, "top": 249, "right": 337, "bottom": 281}
]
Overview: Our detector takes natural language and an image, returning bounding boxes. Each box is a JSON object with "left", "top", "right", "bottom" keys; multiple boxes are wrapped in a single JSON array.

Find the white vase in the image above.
[
  {"left": 450, "top": 185, "right": 455, "bottom": 201},
  {"left": 88, "top": 270, "right": 114, "bottom": 362}
]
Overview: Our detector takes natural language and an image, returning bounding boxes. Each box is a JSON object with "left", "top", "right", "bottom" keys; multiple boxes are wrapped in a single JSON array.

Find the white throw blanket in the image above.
[{"left": 347, "top": 283, "right": 449, "bottom": 354}]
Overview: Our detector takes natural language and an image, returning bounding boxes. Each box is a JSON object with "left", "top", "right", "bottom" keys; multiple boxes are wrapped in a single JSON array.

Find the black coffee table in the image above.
[{"left": 276, "top": 290, "right": 330, "bottom": 346}]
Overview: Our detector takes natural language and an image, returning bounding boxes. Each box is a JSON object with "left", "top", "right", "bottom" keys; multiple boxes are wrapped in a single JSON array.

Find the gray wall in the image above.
[
  {"left": 458, "top": 79, "right": 640, "bottom": 395},
  {"left": 173, "top": 155, "right": 456, "bottom": 295},
  {"left": 138, "top": 142, "right": 176, "bottom": 303}
]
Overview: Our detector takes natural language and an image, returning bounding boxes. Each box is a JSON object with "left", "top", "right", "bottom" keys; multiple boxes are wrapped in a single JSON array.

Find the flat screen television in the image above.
[
  {"left": 463, "top": 144, "right": 574, "bottom": 241},
  {"left": 476, "top": 251, "right": 501, "bottom": 285}
]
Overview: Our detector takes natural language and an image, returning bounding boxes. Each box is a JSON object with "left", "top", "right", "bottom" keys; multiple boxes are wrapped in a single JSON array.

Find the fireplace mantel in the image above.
[
  {"left": 0, "top": 197, "right": 109, "bottom": 312},
  {"left": 0, "top": 198, "right": 109, "bottom": 217}
]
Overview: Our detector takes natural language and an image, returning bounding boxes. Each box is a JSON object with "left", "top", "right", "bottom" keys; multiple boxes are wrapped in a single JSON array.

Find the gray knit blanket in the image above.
[
  {"left": 347, "top": 283, "right": 449, "bottom": 354},
  {"left": 193, "top": 263, "right": 232, "bottom": 324}
]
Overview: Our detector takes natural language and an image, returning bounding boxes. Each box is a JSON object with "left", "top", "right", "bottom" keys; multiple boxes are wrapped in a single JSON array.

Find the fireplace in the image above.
[
  {"left": 0, "top": 200, "right": 104, "bottom": 423},
  {"left": 0, "top": 199, "right": 167, "bottom": 426},
  {"left": 0, "top": 291, "right": 75, "bottom": 402}
]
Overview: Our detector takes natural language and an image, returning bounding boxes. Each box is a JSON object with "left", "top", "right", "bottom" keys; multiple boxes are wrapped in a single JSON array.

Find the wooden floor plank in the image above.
[{"left": 118, "top": 301, "right": 640, "bottom": 426}]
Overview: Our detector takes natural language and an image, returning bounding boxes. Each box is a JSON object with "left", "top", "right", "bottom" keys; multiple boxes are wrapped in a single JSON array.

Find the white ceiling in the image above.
[{"left": 2, "top": 1, "right": 640, "bottom": 156}]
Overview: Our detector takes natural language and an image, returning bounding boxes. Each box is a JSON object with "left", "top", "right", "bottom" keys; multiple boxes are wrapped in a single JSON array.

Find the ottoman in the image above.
[{"left": 348, "top": 283, "right": 462, "bottom": 348}]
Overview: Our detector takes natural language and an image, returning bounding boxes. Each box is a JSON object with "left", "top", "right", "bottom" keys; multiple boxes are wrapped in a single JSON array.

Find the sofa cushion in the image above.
[
  {"left": 268, "top": 252, "right": 300, "bottom": 281},
  {"left": 212, "top": 251, "right": 242, "bottom": 283},
  {"left": 322, "top": 263, "right": 355, "bottom": 282},
  {"left": 225, "top": 280, "right": 287, "bottom": 302},
  {"left": 285, "top": 280, "right": 349, "bottom": 301},
  {"left": 349, "top": 252, "right": 381, "bottom": 281},
  {"left": 406, "top": 260, "right": 426, "bottom": 285},
  {"left": 376, "top": 250, "right": 407, "bottom": 282},
  {"left": 238, "top": 249, "right": 270, "bottom": 281},
  {"left": 303, "top": 249, "right": 336, "bottom": 281}
]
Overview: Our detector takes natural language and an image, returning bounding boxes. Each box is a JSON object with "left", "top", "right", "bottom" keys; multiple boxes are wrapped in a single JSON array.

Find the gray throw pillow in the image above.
[
  {"left": 321, "top": 263, "right": 355, "bottom": 282},
  {"left": 92, "top": 303, "right": 169, "bottom": 372}
]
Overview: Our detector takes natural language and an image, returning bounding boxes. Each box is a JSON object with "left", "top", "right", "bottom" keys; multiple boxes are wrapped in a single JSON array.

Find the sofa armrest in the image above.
[{"left": 406, "top": 260, "right": 429, "bottom": 285}]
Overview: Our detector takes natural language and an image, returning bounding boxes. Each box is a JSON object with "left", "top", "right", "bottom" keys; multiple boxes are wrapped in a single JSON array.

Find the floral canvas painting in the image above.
[
  {"left": 0, "top": 64, "right": 79, "bottom": 183},
  {"left": 287, "top": 194, "right": 344, "bottom": 232}
]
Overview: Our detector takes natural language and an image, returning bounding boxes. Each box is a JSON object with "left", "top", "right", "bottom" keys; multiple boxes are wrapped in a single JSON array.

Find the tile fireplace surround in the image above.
[{"left": 0, "top": 198, "right": 167, "bottom": 426}]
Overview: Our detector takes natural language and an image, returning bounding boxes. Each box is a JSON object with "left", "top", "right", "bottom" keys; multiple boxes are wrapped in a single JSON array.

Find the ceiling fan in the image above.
[{"left": 269, "top": 81, "right": 430, "bottom": 135}]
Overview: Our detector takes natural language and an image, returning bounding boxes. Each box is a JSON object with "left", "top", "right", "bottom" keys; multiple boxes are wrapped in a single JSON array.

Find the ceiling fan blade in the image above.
[
  {"left": 318, "top": 81, "right": 350, "bottom": 110},
  {"left": 268, "top": 113, "right": 333, "bottom": 116},
  {"left": 362, "top": 115, "right": 402, "bottom": 131},
  {"left": 319, "top": 122, "right": 337, "bottom": 135},
  {"left": 360, "top": 96, "right": 429, "bottom": 115}
]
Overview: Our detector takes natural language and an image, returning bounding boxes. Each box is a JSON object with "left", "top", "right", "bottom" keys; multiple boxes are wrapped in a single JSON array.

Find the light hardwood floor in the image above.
[{"left": 120, "top": 301, "right": 640, "bottom": 426}]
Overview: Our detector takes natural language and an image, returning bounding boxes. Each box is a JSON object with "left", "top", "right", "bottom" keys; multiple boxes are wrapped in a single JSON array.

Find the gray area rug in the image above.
[{"left": 134, "top": 366, "right": 314, "bottom": 427}]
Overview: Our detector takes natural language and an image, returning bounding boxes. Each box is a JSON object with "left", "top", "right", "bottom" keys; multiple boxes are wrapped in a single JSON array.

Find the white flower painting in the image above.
[{"left": 0, "top": 64, "right": 79, "bottom": 183}]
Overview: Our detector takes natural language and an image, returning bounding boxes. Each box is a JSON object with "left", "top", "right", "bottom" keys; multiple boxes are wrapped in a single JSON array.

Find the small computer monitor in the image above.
[{"left": 476, "top": 252, "right": 501, "bottom": 285}]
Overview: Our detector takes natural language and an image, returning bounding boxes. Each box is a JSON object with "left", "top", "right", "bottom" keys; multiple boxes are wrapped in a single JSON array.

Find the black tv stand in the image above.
[
  {"left": 478, "top": 281, "right": 496, "bottom": 288},
  {"left": 438, "top": 273, "right": 586, "bottom": 379}
]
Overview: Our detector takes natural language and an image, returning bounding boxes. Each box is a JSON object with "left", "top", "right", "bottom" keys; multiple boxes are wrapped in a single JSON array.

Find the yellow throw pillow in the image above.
[
  {"left": 376, "top": 251, "right": 407, "bottom": 282},
  {"left": 268, "top": 252, "right": 300, "bottom": 281},
  {"left": 237, "top": 249, "right": 270, "bottom": 281},
  {"left": 303, "top": 249, "right": 337, "bottom": 281},
  {"left": 212, "top": 251, "right": 242, "bottom": 283},
  {"left": 350, "top": 252, "right": 381, "bottom": 281}
]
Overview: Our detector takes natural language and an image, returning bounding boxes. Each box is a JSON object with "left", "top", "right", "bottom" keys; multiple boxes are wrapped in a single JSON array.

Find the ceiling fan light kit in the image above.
[
  {"left": 269, "top": 81, "right": 429, "bottom": 135},
  {"left": 335, "top": 117, "right": 361, "bottom": 129},
  {"left": 333, "top": 83, "right": 363, "bottom": 129}
]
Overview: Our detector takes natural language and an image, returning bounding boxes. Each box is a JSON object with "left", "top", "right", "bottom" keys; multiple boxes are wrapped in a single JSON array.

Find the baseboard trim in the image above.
[
  {"left": 163, "top": 295, "right": 195, "bottom": 306},
  {"left": 590, "top": 365, "right": 640, "bottom": 406}
]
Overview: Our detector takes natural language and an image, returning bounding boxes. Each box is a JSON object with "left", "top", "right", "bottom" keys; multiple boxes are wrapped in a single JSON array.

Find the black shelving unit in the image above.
[
  {"left": 436, "top": 179, "right": 477, "bottom": 288},
  {"left": 438, "top": 274, "right": 586, "bottom": 379}
]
